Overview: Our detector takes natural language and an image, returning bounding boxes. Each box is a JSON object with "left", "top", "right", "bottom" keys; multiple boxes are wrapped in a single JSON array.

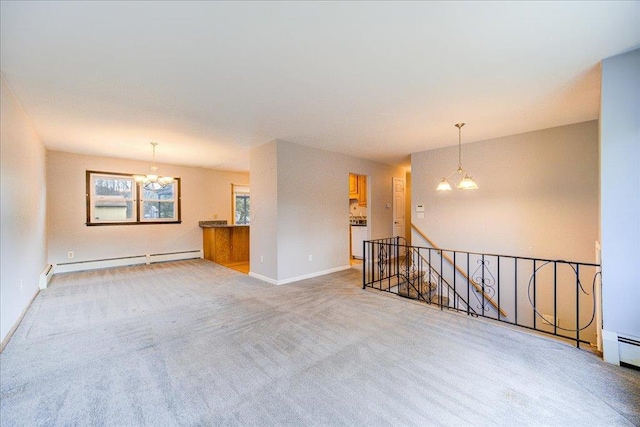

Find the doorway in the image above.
[
  {"left": 392, "top": 177, "right": 406, "bottom": 260},
  {"left": 349, "top": 173, "right": 368, "bottom": 265},
  {"left": 392, "top": 177, "right": 405, "bottom": 240}
]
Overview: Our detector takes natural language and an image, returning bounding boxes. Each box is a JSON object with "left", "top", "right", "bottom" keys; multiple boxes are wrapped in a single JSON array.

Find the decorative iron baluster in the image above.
[
  {"left": 378, "top": 243, "right": 388, "bottom": 279},
  {"left": 471, "top": 258, "right": 497, "bottom": 313}
]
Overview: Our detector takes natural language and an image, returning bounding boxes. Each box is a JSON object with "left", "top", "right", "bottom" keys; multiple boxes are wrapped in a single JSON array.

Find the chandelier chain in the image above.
[{"left": 436, "top": 122, "right": 478, "bottom": 191}]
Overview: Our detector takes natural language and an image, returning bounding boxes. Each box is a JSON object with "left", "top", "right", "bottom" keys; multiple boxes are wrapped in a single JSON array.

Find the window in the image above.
[
  {"left": 232, "top": 184, "right": 250, "bottom": 225},
  {"left": 89, "top": 173, "right": 136, "bottom": 223},
  {"left": 87, "top": 171, "right": 181, "bottom": 225},
  {"left": 141, "top": 185, "right": 177, "bottom": 221}
]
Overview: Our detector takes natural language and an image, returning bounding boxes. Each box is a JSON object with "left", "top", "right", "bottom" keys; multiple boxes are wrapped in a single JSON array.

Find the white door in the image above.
[{"left": 392, "top": 177, "right": 405, "bottom": 240}]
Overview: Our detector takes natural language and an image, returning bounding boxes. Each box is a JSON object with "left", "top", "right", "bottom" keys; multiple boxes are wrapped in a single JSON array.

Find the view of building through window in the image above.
[
  {"left": 87, "top": 171, "right": 181, "bottom": 225},
  {"left": 92, "top": 176, "right": 135, "bottom": 221}
]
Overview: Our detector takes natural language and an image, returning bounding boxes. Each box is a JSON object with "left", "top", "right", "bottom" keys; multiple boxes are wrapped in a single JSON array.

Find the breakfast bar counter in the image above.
[{"left": 199, "top": 221, "right": 250, "bottom": 265}]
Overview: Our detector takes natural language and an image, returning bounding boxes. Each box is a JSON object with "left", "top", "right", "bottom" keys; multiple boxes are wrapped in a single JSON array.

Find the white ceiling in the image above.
[{"left": 1, "top": 1, "right": 639, "bottom": 171}]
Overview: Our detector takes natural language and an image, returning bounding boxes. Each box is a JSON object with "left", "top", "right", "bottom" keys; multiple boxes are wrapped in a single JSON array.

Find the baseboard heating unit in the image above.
[
  {"left": 39, "top": 264, "right": 55, "bottom": 289},
  {"left": 53, "top": 250, "right": 203, "bottom": 274},
  {"left": 618, "top": 336, "right": 640, "bottom": 369},
  {"left": 603, "top": 329, "right": 640, "bottom": 369}
]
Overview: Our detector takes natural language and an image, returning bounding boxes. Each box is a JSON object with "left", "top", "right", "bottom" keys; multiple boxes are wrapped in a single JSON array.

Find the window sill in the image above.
[{"left": 86, "top": 221, "right": 182, "bottom": 226}]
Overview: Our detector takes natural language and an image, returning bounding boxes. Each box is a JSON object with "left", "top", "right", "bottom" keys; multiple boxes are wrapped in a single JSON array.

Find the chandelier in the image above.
[
  {"left": 436, "top": 123, "right": 479, "bottom": 191},
  {"left": 133, "top": 142, "right": 174, "bottom": 191}
]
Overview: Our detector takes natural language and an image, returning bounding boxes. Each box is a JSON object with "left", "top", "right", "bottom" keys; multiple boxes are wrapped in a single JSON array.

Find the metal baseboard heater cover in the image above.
[
  {"left": 619, "top": 336, "right": 640, "bottom": 369},
  {"left": 39, "top": 264, "right": 55, "bottom": 289},
  {"left": 52, "top": 250, "right": 203, "bottom": 274}
]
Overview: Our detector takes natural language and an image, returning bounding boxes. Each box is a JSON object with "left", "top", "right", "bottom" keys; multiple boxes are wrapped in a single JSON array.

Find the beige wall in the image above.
[
  {"left": 1, "top": 76, "right": 47, "bottom": 343},
  {"left": 250, "top": 139, "right": 405, "bottom": 283},
  {"left": 410, "top": 121, "right": 600, "bottom": 342},
  {"left": 411, "top": 121, "right": 599, "bottom": 263},
  {"left": 47, "top": 150, "right": 248, "bottom": 265},
  {"left": 249, "top": 141, "right": 279, "bottom": 279}
]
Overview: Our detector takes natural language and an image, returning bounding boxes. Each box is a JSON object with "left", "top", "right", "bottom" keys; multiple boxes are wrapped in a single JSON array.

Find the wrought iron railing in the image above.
[
  {"left": 363, "top": 237, "right": 601, "bottom": 348},
  {"left": 363, "top": 237, "right": 477, "bottom": 316}
]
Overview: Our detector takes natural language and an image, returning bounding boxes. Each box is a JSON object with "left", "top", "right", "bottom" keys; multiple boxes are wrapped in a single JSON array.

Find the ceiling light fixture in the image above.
[
  {"left": 133, "top": 142, "right": 174, "bottom": 191},
  {"left": 436, "top": 123, "right": 479, "bottom": 191}
]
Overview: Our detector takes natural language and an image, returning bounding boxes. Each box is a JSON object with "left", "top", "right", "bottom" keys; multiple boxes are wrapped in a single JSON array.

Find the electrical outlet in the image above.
[
  {"left": 20, "top": 279, "right": 23, "bottom": 291},
  {"left": 260, "top": 255, "right": 264, "bottom": 264},
  {"left": 68, "top": 251, "right": 74, "bottom": 259},
  {"left": 213, "top": 213, "right": 218, "bottom": 219},
  {"left": 308, "top": 254, "right": 313, "bottom": 262}
]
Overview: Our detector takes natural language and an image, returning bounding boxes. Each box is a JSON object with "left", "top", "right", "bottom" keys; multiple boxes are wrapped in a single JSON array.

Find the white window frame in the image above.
[
  {"left": 140, "top": 183, "right": 179, "bottom": 222},
  {"left": 88, "top": 172, "right": 137, "bottom": 224},
  {"left": 232, "top": 184, "right": 250, "bottom": 225}
]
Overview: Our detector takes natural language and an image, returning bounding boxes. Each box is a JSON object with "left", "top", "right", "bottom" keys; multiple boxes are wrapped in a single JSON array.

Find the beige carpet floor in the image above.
[{"left": 1, "top": 259, "right": 639, "bottom": 426}]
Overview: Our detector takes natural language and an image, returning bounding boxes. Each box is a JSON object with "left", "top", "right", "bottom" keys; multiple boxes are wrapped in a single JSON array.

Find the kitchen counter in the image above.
[
  {"left": 201, "top": 223, "right": 250, "bottom": 265},
  {"left": 349, "top": 216, "right": 367, "bottom": 226},
  {"left": 199, "top": 220, "right": 249, "bottom": 228}
]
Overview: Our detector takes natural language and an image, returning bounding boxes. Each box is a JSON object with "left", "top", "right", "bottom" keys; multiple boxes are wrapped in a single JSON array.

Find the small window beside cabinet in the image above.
[{"left": 232, "top": 184, "right": 250, "bottom": 225}]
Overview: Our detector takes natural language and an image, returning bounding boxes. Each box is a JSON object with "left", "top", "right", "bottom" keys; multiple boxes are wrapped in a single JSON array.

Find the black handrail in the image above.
[
  {"left": 403, "top": 243, "right": 476, "bottom": 314},
  {"left": 363, "top": 237, "right": 476, "bottom": 316},
  {"left": 363, "top": 238, "right": 601, "bottom": 348}
]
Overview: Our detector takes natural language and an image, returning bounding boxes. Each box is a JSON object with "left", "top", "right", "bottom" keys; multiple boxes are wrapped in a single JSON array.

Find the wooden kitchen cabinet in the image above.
[
  {"left": 349, "top": 173, "right": 367, "bottom": 206},
  {"left": 231, "top": 226, "right": 250, "bottom": 262},
  {"left": 203, "top": 226, "right": 250, "bottom": 264},
  {"left": 349, "top": 173, "right": 359, "bottom": 199},
  {"left": 357, "top": 175, "right": 367, "bottom": 206}
]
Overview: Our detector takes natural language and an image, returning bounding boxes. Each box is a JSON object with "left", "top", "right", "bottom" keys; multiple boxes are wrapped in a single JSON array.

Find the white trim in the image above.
[
  {"left": 618, "top": 335, "right": 640, "bottom": 368},
  {"left": 89, "top": 172, "right": 137, "bottom": 224},
  {"left": 248, "top": 271, "right": 278, "bottom": 285},
  {"left": 594, "top": 240, "right": 603, "bottom": 353},
  {"left": 54, "top": 250, "right": 203, "bottom": 274},
  {"left": 149, "top": 251, "right": 203, "bottom": 264},
  {"left": 0, "top": 288, "right": 39, "bottom": 353},
  {"left": 232, "top": 184, "right": 251, "bottom": 225},
  {"left": 605, "top": 330, "right": 640, "bottom": 368},
  {"left": 232, "top": 184, "right": 250, "bottom": 194},
  {"left": 140, "top": 181, "right": 178, "bottom": 222},
  {"left": 250, "top": 265, "right": 352, "bottom": 286},
  {"left": 55, "top": 257, "right": 146, "bottom": 273},
  {"left": 39, "top": 264, "right": 55, "bottom": 289},
  {"left": 603, "top": 329, "right": 620, "bottom": 365}
]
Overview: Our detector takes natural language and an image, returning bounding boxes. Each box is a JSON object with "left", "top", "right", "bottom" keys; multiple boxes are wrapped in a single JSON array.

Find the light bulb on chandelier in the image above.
[
  {"left": 133, "top": 142, "right": 174, "bottom": 191},
  {"left": 436, "top": 123, "right": 479, "bottom": 191}
]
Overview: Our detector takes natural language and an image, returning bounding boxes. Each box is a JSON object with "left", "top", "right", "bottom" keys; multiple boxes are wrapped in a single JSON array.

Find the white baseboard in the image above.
[
  {"left": 248, "top": 271, "right": 278, "bottom": 285},
  {"left": 148, "top": 250, "right": 203, "bottom": 264},
  {"left": 603, "top": 329, "right": 640, "bottom": 368},
  {"left": 250, "top": 265, "right": 352, "bottom": 286},
  {"left": 39, "top": 264, "right": 54, "bottom": 289},
  {"left": 618, "top": 335, "right": 640, "bottom": 368},
  {"left": 53, "top": 250, "right": 203, "bottom": 274},
  {"left": 0, "top": 288, "right": 39, "bottom": 353}
]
